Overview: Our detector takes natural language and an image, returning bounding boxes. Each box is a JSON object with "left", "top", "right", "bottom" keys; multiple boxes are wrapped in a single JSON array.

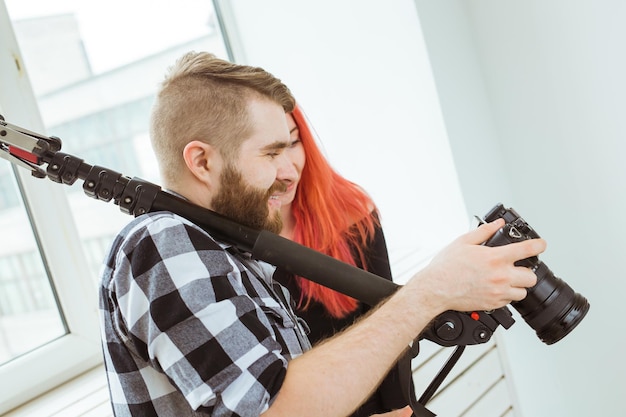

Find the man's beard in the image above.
[{"left": 210, "top": 165, "right": 284, "bottom": 234}]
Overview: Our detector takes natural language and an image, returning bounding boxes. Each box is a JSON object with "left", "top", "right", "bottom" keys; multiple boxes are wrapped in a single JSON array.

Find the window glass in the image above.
[
  {"left": 3, "top": 0, "right": 228, "bottom": 363},
  {"left": 0, "top": 160, "right": 66, "bottom": 365}
]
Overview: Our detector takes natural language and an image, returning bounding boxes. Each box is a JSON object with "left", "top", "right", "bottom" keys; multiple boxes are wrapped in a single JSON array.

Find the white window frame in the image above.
[{"left": 0, "top": 3, "right": 101, "bottom": 413}]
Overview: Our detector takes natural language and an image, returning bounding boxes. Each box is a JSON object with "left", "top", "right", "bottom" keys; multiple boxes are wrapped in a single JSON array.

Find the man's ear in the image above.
[{"left": 182, "top": 140, "right": 220, "bottom": 184}]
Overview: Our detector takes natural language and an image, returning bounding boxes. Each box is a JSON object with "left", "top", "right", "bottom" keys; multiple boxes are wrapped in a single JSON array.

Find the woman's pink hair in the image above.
[{"left": 290, "top": 105, "right": 379, "bottom": 318}]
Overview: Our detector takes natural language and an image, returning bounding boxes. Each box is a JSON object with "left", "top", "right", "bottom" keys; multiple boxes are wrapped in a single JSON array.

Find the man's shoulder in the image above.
[
  {"left": 120, "top": 211, "right": 224, "bottom": 245},
  {"left": 101, "top": 211, "right": 241, "bottom": 293},
  {"left": 105, "top": 211, "right": 233, "bottom": 266},
  {"left": 124, "top": 210, "right": 197, "bottom": 231}
]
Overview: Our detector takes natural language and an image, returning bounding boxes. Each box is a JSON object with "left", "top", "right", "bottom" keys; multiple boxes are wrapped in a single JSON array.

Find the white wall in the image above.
[{"left": 416, "top": 1, "right": 623, "bottom": 416}]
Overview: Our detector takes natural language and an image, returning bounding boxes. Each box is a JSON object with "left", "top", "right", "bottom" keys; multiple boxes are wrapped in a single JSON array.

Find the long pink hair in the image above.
[{"left": 290, "top": 105, "right": 379, "bottom": 318}]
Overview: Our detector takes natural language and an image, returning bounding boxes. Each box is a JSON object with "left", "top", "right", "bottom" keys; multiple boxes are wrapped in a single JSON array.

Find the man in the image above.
[{"left": 99, "top": 51, "right": 544, "bottom": 417}]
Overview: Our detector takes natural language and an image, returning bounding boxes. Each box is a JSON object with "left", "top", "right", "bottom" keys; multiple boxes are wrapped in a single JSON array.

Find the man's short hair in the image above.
[{"left": 150, "top": 51, "right": 295, "bottom": 185}]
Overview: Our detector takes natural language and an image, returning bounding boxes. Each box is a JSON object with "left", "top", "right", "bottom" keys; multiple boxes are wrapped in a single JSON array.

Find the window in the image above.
[
  {"left": 0, "top": 163, "right": 67, "bottom": 366},
  {"left": 0, "top": 0, "right": 228, "bottom": 412}
]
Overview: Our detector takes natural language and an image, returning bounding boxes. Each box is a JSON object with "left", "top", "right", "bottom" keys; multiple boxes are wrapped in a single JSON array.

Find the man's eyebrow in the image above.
[
  {"left": 260, "top": 140, "right": 290, "bottom": 151},
  {"left": 289, "top": 126, "right": 299, "bottom": 134}
]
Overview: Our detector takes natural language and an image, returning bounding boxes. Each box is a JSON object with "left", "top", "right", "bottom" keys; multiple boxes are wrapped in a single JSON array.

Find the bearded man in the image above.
[{"left": 99, "top": 51, "right": 544, "bottom": 417}]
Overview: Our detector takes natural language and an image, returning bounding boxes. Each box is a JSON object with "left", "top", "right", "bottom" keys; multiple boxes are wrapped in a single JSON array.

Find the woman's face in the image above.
[{"left": 278, "top": 112, "right": 306, "bottom": 211}]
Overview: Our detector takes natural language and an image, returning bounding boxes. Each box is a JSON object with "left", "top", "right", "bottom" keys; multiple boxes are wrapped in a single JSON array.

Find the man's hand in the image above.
[
  {"left": 371, "top": 406, "right": 413, "bottom": 417},
  {"left": 405, "top": 218, "right": 547, "bottom": 314}
]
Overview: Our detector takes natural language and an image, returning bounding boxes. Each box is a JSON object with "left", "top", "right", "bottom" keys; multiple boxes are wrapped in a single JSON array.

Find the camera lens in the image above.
[{"left": 512, "top": 261, "right": 590, "bottom": 344}]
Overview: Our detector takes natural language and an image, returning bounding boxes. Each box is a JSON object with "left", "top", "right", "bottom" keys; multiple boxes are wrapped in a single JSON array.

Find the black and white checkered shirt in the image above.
[{"left": 99, "top": 211, "right": 310, "bottom": 416}]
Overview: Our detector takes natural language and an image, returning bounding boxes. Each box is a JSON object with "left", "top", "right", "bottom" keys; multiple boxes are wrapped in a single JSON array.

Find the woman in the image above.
[{"left": 273, "top": 105, "right": 413, "bottom": 417}]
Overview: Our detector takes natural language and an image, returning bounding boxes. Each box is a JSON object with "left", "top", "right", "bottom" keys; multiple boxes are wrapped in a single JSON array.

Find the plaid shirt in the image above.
[{"left": 99, "top": 212, "right": 310, "bottom": 416}]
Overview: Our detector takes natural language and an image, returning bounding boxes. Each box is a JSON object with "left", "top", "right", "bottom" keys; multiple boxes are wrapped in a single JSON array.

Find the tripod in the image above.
[{"left": 0, "top": 114, "right": 515, "bottom": 417}]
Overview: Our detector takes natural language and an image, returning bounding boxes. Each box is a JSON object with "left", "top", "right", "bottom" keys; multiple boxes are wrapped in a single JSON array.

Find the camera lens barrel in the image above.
[{"left": 512, "top": 261, "right": 590, "bottom": 344}]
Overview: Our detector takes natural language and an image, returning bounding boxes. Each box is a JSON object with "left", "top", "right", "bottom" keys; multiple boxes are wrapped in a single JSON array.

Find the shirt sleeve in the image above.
[{"left": 110, "top": 213, "right": 289, "bottom": 416}]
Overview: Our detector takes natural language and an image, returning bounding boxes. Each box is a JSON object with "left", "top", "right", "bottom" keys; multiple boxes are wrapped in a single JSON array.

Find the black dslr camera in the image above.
[
  {"left": 422, "top": 203, "right": 590, "bottom": 347},
  {"left": 483, "top": 203, "right": 590, "bottom": 344}
]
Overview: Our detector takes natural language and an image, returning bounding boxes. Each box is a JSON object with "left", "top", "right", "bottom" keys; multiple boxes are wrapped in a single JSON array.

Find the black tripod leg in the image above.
[{"left": 418, "top": 345, "right": 466, "bottom": 405}]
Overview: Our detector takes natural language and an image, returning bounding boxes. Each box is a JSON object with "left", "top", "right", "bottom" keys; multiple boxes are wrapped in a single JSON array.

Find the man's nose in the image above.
[{"left": 276, "top": 153, "right": 297, "bottom": 181}]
